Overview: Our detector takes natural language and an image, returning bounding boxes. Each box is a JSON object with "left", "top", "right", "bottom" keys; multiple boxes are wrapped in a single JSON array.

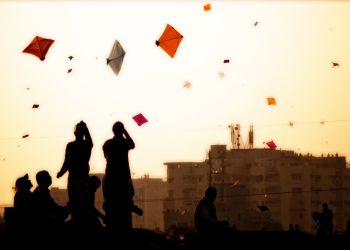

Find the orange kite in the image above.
[
  {"left": 156, "top": 24, "right": 183, "bottom": 58},
  {"left": 23, "top": 36, "right": 54, "bottom": 61}
]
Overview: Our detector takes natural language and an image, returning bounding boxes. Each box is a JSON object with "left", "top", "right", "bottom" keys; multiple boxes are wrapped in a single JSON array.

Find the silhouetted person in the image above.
[
  {"left": 288, "top": 224, "right": 294, "bottom": 232},
  {"left": 13, "top": 174, "right": 34, "bottom": 230},
  {"left": 57, "top": 121, "right": 93, "bottom": 226},
  {"left": 314, "top": 202, "right": 333, "bottom": 237},
  {"left": 102, "top": 121, "right": 135, "bottom": 231},
  {"left": 32, "top": 170, "right": 69, "bottom": 229},
  {"left": 194, "top": 187, "right": 230, "bottom": 234},
  {"left": 88, "top": 175, "right": 105, "bottom": 229}
]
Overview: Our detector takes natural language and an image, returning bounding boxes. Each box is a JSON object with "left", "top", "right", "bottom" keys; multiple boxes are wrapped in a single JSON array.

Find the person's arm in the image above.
[
  {"left": 57, "top": 144, "right": 70, "bottom": 178},
  {"left": 81, "top": 121, "right": 93, "bottom": 148},
  {"left": 123, "top": 128, "right": 135, "bottom": 149},
  {"left": 201, "top": 204, "right": 218, "bottom": 224}
]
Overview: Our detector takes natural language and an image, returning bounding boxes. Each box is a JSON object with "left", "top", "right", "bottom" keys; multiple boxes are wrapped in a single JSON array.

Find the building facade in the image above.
[{"left": 164, "top": 145, "right": 350, "bottom": 233}]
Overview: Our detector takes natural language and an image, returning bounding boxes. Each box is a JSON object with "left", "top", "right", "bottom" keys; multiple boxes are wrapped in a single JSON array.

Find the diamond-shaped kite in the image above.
[
  {"left": 32, "top": 104, "right": 39, "bottom": 109},
  {"left": 265, "top": 140, "right": 277, "bottom": 150},
  {"left": 107, "top": 40, "right": 126, "bottom": 76},
  {"left": 203, "top": 3, "right": 211, "bottom": 11},
  {"left": 132, "top": 113, "right": 148, "bottom": 126},
  {"left": 183, "top": 81, "right": 191, "bottom": 88},
  {"left": 156, "top": 24, "right": 183, "bottom": 58},
  {"left": 267, "top": 97, "right": 276, "bottom": 105},
  {"left": 22, "top": 36, "right": 54, "bottom": 61}
]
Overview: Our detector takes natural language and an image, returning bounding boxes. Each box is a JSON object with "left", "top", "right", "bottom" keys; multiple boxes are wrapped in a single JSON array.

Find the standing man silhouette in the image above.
[
  {"left": 102, "top": 121, "right": 135, "bottom": 231},
  {"left": 57, "top": 121, "right": 93, "bottom": 226}
]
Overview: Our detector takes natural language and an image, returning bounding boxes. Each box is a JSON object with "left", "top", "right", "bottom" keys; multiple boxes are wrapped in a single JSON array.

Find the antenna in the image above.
[{"left": 228, "top": 124, "right": 241, "bottom": 149}]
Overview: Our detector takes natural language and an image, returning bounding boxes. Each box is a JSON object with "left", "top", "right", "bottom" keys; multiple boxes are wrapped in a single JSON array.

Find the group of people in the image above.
[{"left": 13, "top": 121, "right": 142, "bottom": 232}]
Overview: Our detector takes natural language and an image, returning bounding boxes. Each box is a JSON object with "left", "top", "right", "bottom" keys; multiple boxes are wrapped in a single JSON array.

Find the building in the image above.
[
  {"left": 163, "top": 162, "right": 208, "bottom": 230},
  {"left": 163, "top": 144, "right": 350, "bottom": 233},
  {"left": 132, "top": 175, "right": 167, "bottom": 231}
]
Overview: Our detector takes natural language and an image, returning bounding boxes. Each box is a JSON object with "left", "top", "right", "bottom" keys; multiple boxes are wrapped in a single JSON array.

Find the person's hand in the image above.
[{"left": 57, "top": 171, "right": 64, "bottom": 178}]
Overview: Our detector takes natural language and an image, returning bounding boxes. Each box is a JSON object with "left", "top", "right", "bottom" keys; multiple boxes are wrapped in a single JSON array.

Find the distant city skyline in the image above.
[{"left": 1, "top": 1, "right": 350, "bottom": 205}]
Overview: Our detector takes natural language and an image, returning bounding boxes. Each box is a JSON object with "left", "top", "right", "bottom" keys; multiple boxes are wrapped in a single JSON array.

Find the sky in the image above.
[{"left": 0, "top": 0, "right": 350, "bottom": 205}]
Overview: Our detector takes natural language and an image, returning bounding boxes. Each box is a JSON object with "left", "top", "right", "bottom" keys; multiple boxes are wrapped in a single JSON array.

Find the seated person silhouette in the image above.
[
  {"left": 194, "top": 187, "right": 230, "bottom": 234},
  {"left": 32, "top": 170, "right": 69, "bottom": 229},
  {"left": 13, "top": 174, "right": 34, "bottom": 230},
  {"left": 88, "top": 175, "right": 106, "bottom": 228}
]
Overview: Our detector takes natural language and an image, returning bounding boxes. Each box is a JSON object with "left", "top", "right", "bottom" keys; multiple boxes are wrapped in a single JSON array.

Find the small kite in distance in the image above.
[
  {"left": 257, "top": 205, "right": 269, "bottom": 212},
  {"left": 67, "top": 69, "right": 72, "bottom": 73},
  {"left": 267, "top": 97, "right": 276, "bottom": 105},
  {"left": 265, "top": 140, "right": 277, "bottom": 150},
  {"left": 289, "top": 121, "right": 294, "bottom": 127},
  {"left": 254, "top": 21, "right": 259, "bottom": 27},
  {"left": 183, "top": 81, "right": 191, "bottom": 88},
  {"left": 68, "top": 56, "right": 74, "bottom": 60},
  {"left": 22, "top": 36, "right": 54, "bottom": 61},
  {"left": 223, "top": 59, "right": 230, "bottom": 63},
  {"left": 203, "top": 3, "right": 211, "bottom": 11},
  {"left": 32, "top": 104, "right": 39, "bottom": 109},
  {"left": 218, "top": 71, "right": 225, "bottom": 78},
  {"left": 22, "top": 134, "right": 29, "bottom": 139},
  {"left": 133, "top": 113, "right": 148, "bottom": 126},
  {"left": 156, "top": 24, "right": 183, "bottom": 58},
  {"left": 107, "top": 40, "right": 126, "bottom": 76},
  {"left": 332, "top": 62, "right": 339, "bottom": 68}
]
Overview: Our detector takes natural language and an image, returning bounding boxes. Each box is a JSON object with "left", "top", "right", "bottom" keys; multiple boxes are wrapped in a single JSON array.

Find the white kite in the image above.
[{"left": 107, "top": 40, "right": 126, "bottom": 76}]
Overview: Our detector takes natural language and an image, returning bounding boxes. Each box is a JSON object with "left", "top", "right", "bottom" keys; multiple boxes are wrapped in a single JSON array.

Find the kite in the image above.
[
  {"left": 289, "top": 121, "right": 294, "bottom": 127},
  {"left": 267, "top": 97, "right": 276, "bottom": 105},
  {"left": 132, "top": 113, "right": 148, "bottom": 126},
  {"left": 332, "top": 62, "right": 339, "bottom": 68},
  {"left": 22, "top": 134, "right": 29, "bottom": 139},
  {"left": 107, "top": 40, "right": 126, "bottom": 76},
  {"left": 22, "top": 36, "right": 54, "bottom": 61},
  {"left": 257, "top": 205, "right": 269, "bottom": 212},
  {"left": 203, "top": 3, "right": 211, "bottom": 11},
  {"left": 32, "top": 104, "right": 39, "bottom": 109},
  {"left": 254, "top": 21, "right": 259, "bottom": 27},
  {"left": 68, "top": 56, "right": 74, "bottom": 60},
  {"left": 183, "top": 81, "right": 191, "bottom": 88},
  {"left": 156, "top": 24, "right": 183, "bottom": 58},
  {"left": 218, "top": 71, "right": 225, "bottom": 78},
  {"left": 265, "top": 140, "right": 277, "bottom": 150},
  {"left": 67, "top": 68, "right": 72, "bottom": 73},
  {"left": 223, "top": 59, "right": 230, "bottom": 63}
]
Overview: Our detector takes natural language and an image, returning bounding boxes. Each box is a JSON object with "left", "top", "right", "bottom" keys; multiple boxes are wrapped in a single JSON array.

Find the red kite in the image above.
[
  {"left": 156, "top": 24, "right": 183, "bottom": 58},
  {"left": 132, "top": 113, "right": 148, "bottom": 126},
  {"left": 265, "top": 140, "right": 277, "bottom": 150},
  {"left": 183, "top": 81, "right": 191, "bottom": 88},
  {"left": 23, "top": 36, "right": 54, "bottom": 61},
  {"left": 67, "top": 68, "right": 72, "bottom": 73}
]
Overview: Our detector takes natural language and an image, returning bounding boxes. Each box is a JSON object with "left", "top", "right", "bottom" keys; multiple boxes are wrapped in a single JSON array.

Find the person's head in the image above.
[
  {"left": 322, "top": 203, "right": 329, "bottom": 211},
  {"left": 15, "top": 174, "right": 33, "bottom": 191},
  {"left": 74, "top": 121, "right": 85, "bottom": 140},
  {"left": 205, "top": 187, "right": 217, "bottom": 202},
  {"left": 36, "top": 170, "right": 52, "bottom": 188},
  {"left": 112, "top": 121, "right": 124, "bottom": 136},
  {"left": 89, "top": 175, "right": 101, "bottom": 192}
]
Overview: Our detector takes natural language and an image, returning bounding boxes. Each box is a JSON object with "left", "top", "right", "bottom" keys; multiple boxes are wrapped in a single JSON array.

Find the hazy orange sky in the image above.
[{"left": 1, "top": 1, "right": 350, "bottom": 205}]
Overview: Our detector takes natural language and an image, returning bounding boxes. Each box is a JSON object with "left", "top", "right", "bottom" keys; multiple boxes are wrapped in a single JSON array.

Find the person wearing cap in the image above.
[
  {"left": 102, "top": 121, "right": 135, "bottom": 230},
  {"left": 57, "top": 121, "right": 93, "bottom": 226}
]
